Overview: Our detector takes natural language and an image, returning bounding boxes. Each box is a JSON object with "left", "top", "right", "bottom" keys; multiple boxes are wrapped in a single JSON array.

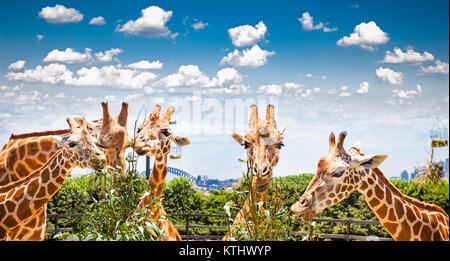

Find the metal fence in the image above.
[{"left": 45, "top": 213, "right": 393, "bottom": 241}]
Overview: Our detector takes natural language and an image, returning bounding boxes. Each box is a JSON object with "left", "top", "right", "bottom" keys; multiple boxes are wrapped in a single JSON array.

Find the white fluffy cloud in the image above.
[
  {"left": 376, "top": 67, "right": 403, "bottom": 85},
  {"left": 298, "top": 12, "right": 337, "bottom": 32},
  {"left": 38, "top": 5, "right": 83, "bottom": 24},
  {"left": 94, "top": 48, "right": 123, "bottom": 62},
  {"left": 115, "top": 6, "right": 176, "bottom": 38},
  {"left": 6, "top": 63, "right": 157, "bottom": 89},
  {"left": 6, "top": 63, "right": 73, "bottom": 84},
  {"left": 43, "top": 48, "right": 92, "bottom": 64},
  {"left": 191, "top": 21, "right": 208, "bottom": 31},
  {"left": 258, "top": 84, "right": 282, "bottom": 95},
  {"left": 127, "top": 60, "right": 163, "bottom": 70},
  {"left": 220, "top": 45, "right": 275, "bottom": 68},
  {"left": 90, "top": 16, "right": 106, "bottom": 25},
  {"left": 420, "top": 60, "right": 449, "bottom": 75},
  {"left": 150, "top": 65, "right": 246, "bottom": 94},
  {"left": 392, "top": 84, "right": 422, "bottom": 99},
  {"left": 8, "top": 60, "right": 26, "bottom": 71},
  {"left": 339, "top": 86, "right": 352, "bottom": 97},
  {"left": 382, "top": 47, "right": 434, "bottom": 64},
  {"left": 227, "top": 21, "right": 267, "bottom": 47},
  {"left": 356, "top": 81, "right": 369, "bottom": 94},
  {"left": 337, "top": 21, "right": 389, "bottom": 51}
]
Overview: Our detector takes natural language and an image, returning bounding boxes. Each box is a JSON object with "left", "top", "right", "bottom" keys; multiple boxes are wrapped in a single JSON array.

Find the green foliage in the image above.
[{"left": 47, "top": 167, "right": 449, "bottom": 241}]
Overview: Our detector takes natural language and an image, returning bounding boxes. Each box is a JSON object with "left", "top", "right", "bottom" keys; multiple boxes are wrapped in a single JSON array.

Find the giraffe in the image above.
[
  {"left": 132, "top": 104, "right": 191, "bottom": 241},
  {"left": 0, "top": 117, "right": 106, "bottom": 241},
  {"left": 80, "top": 101, "right": 131, "bottom": 177},
  {"left": 224, "top": 104, "right": 285, "bottom": 240},
  {"left": 291, "top": 131, "right": 449, "bottom": 241},
  {"left": 0, "top": 101, "right": 129, "bottom": 240}
]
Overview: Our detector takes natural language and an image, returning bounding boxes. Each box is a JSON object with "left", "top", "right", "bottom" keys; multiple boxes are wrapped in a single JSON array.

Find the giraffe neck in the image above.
[
  {"left": 0, "top": 136, "right": 60, "bottom": 186},
  {"left": 357, "top": 168, "right": 449, "bottom": 241},
  {"left": 148, "top": 156, "right": 168, "bottom": 198},
  {"left": 0, "top": 149, "right": 75, "bottom": 231},
  {"left": 105, "top": 148, "right": 126, "bottom": 175}
]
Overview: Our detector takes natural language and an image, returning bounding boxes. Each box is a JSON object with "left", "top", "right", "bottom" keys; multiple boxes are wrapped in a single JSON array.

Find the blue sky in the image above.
[{"left": 0, "top": 0, "right": 448, "bottom": 179}]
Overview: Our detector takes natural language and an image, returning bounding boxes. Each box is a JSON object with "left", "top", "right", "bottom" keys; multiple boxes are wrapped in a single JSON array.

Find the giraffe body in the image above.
[
  {"left": 0, "top": 118, "right": 106, "bottom": 241},
  {"left": 291, "top": 132, "right": 449, "bottom": 241}
]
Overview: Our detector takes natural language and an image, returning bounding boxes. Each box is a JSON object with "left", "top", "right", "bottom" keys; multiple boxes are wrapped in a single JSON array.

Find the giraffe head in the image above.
[
  {"left": 60, "top": 117, "right": 107, "bottom": 170},
  {"left": 291, "top": 132, "right": 387, "bottom": 221},
  {"left": 75, "top": 102, "right": 131, "bottom": 170},
  {"left": 232, "top": 105, "right": 285, "bottom": 194},
  {"left": 133, "top": 105, "right": 190, "bottom": 157}
]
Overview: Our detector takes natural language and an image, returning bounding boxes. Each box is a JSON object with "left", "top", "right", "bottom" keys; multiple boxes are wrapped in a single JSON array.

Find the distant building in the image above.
[
  {"left": 194, "top": 175, "right": 239, "bottom": 191},
  {"left": 400, "top": 170, "right": 409, "bottom": 181},
  {"left": 444, "top": 158, "right": 449, "bottom": 179},
  {"left": 410, "top": 170, "right": 419, "bottom": 180}
]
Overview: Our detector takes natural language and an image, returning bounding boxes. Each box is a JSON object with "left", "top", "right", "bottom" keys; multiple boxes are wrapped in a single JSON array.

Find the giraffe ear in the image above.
[
  {"left": 354, "top": 154, "right": 388, "bottom": 169},
  {"left": 174, "top": 136, "right": 190, "bottom": 147},
  {"left": 74, "top": 117, "right": 98, "bottom": 135},
  {"left": 232, "top": 133, "right": 244, "bottom": 145}
]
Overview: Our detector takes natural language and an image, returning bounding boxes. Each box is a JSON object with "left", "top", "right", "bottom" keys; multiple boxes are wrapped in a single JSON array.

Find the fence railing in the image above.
[{"left": 45, "top": 213, "right": 393, "bottom": 241}]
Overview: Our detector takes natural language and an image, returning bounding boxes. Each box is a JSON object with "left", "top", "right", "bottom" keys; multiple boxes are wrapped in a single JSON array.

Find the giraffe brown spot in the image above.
[
  {"left": 359, "top": 181, "right": 368, "bottom": 191},
  {"left": 394, "top": 198, "right": 404, "bottom": 217},
  {"left": 383, "top": 222, "right": 398, "bottom": 236},
  {"left": 41, "top": 168, "right": 50, "bottom": 184},
  {"left": 369, "top": 198, "right": 380, "bottom": 208},
  {"left": 377, "top": 204, "right": 388, "bottom": 219},
  {"left": 366, "top": 189, "right": 373, "bottom": 198},
  {"left": 37, "top": 153, "right": 48, "bottom": 164},
  {"left": 0, "top": 204, "right": 7, "bottom": 218},
  {"left": 162, "top": 147, "right": 168, "bottom": 154},
  {"left": 27, "top": 142, "right": 39, "bottom": 156},
  {"left": 429, "top": 214, "right": 438, "bottom": 229},
  {"left": 354, "top": 176, "right": 360, "bottom": 183},
  {"left": 18, "top": 144, "right": 26, "bottom": 158},
  {"left": 341, "top": 185, "right": 348, "bottom": 192},
  {"left": 329, "top": 193, "right": 335, "bottom": 198},
  {"left": 15, "top": 163, "right": 30, "bottom": 176},
  {"left": 335, "top": 184, "right": 341, "bottom": 193},
  {"left": 385, "top": 189, "right": 392, "bottom": 205},
  {"left": 16, "top": 200, "right": 33, "bottom": 220},
  {"left": 47, "top": 182, "right": 59, "bottom": 195},
  {"left": 347, "top": 185, "right": 353, "bottom": 192},
  {"left": 50, "top": 158, "right": 58, "bottom": 170},
  {"left": 3, "top": 215, "right": 19, "bottom": 228},
  {"left": 396, "top": 221, "right": 411, "bottom": 241},
  {"left": 325, "top": 199, "right": 332, "bottom": 206},
  {"left": 5, "top": 201, "right": 16, "bottom": 213},
  {"left": 412, "top": 222, "right": 421, "bottom": 235},
  {"left": 367, "top": 177, "right": 374, "bottom": 185},
  {"left": 318, "top": 193, "right": 325, "bottom": 201},
  {"left": 343, "top": 177, "right": 349, "bottom": 184},
  {"left": 432, "top": 231, "right": 441, "bottom": 241},
  {"left": 374, "top": 185, "right": 384, "bottom": 200},
  {"left": 27, "top": 217, "right": 37, "bottom": 228},
  {"left": 36, "top": 187, "right": 46, "bottom": 198},
  {"left": 34, "top": 198, "right": 48, "bottom": 210},
  {"left": 55, "top": 176, "right": 65, "bottom": 184},
  {"left": 24, "top": 158, "right": 42, "bottom": 172},
  {"left": 405, "top": 206, "right": 416, "bottom": 223},
  {"left": 420, "top": 225, "right": 432, "bottom": 241},
  {"left": 387, "top": 208, "right": 396, "bottom": 222},
  {"left": 6, "top": 150, "right": 18, "bottom": 170},
  {"left": 40, "top": 139, "right": 54, "bottom": 152}
]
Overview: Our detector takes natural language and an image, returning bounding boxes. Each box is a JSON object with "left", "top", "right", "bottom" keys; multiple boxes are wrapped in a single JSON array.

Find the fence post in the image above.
[
  {"left": 185, "top": 214, "right": 190, "bottom": 241},
  {"left": 346, "top": 220, "right": 351, "bottom": 241},
  {"left": 308, "top": 222, "right": 313, "bottom": 241}
]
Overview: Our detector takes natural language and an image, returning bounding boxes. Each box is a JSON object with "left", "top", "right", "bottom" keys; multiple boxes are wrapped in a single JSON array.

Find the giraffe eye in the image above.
[
  {"left": 242, "top": 141, "right": 250, "bottom": 149},
  {"left": 161, "top": 129, "right": 171, "bottom": 136},
  {"left": 332, "top": 169, "right": 344, "bottom": 178},
  {"left": 276, "top": 143, "right": 284, "bottom": 149},
  {"left": 68, "top": 141, "right": 76, "bottom": 148}
]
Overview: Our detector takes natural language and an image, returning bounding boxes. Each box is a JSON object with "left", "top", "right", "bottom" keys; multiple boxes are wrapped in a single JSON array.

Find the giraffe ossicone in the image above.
[{"left": 291, "top": 131, "right": 449, "bottom": 241}]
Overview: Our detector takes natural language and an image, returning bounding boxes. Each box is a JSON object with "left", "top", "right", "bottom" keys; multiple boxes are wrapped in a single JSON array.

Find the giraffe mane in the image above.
[
  {"left": 9, "top": 129, "right": 70, "bottom": 140},
  {"left": 371, "top": 168, "right": 449, "bottom": 218}
]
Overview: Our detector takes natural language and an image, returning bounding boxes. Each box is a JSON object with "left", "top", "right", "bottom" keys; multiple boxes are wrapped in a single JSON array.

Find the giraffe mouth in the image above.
[
  {"left": 257, "top": 182, "right": 269, "bottom": 193},
  {"left": 134, "top": 146, "right": 150, "bottom": 155}
]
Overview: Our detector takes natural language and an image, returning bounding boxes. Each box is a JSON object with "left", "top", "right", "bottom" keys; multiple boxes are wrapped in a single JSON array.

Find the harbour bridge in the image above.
[{"left": 141, "top": 166, "right": 194, "bottom": 182}]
